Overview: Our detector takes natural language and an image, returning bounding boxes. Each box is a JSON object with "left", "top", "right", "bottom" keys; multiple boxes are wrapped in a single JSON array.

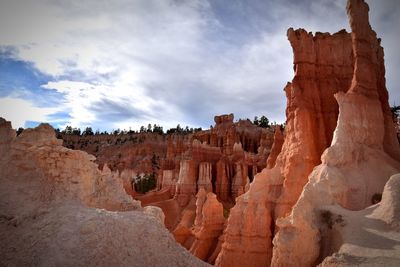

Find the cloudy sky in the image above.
[{"left": 0, "top": 0, "right": 399, "bottom": 131}]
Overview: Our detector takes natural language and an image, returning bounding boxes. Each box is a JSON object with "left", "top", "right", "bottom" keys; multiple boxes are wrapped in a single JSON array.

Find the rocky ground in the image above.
[
  {"left": 1, "top": 0, "right": 400, "bottom": 266},
  {"left": 0, "top": 119, "right": 209, "bottom": 267}
]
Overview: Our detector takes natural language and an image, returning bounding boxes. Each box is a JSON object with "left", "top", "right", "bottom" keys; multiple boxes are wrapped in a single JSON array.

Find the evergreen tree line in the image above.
[
  {"left": 252, "top": 115, "right": 270, "bottom": 128},
  {"left": 17, "top": 107, "right": 400, "bottom": 137},
  {"left": 57, "top": 124, "right": 203, "bottom": 136},
  {"left": 14, "top": 114, "right": 280, "bottom": 137},
  {"left": 391, "top": 105, "right": 400, "bottom": 120}
]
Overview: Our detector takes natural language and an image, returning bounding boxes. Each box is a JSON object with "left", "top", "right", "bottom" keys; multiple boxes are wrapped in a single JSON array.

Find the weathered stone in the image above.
[
  {"left": 271, "top": 1, "right": 400, "bottom": 266},
  {"left": 216, "top": 1, "right": 400, "bottom": 266},
  {"left": 0, "top": 119, "right": 209, "bottom": 267},
  {"left": 190, "top": 190, "right": 225, "bottom": 263}
]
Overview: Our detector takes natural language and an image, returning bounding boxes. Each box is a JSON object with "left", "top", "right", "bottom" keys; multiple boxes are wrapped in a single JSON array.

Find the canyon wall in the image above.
[
  {"left": 215, "top": 0, "right": 400, "bottom": 266},
  {"left": 272, "top": 0, "right": 400, "bottom": 265},
  {"left": 61, "top": 115, "right": 276, "bottom": 206},
  {"left": 161, "top": 115, "right": 274, "bottom": 207}
]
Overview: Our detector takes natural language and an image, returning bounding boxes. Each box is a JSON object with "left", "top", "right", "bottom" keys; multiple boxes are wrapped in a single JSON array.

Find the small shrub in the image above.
[
  {"left": 320, "top": 210, "right": 346, "bottom": 229},
  {"left": 134, "top": 173, "right": 156, "bottom": 194},
  {"left": 223, "top": 208, "right": 230, "bottom": 219}
]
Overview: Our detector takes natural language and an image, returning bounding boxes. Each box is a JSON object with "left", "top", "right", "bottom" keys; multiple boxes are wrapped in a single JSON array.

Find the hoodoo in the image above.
[
  {"left": 1, "top": 0, "right": 399, "bottom": 266},
  {"left": 215, "top": 0, "right": 400, "bottom": 266}
]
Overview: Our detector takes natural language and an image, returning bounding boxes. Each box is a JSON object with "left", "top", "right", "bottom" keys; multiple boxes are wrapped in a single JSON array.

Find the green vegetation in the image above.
[
  {"left": 391, "top": 105, "right": 400, "bottom": 118},
  {"left": 59, "top": 123, "right": 200, "bottom": 136},
  {"left": 82, "top": 127, "right": 94, "bottom": 136},
  {"left": 16, "top": 127, "right": 24, "bottom": 136},
  {"left": 320, "top": 210, "right": 345, "bottom": 229},
  {"left": 166, "top": 124, "right": 202, "bottom": 134},
  {"left": 223, "top": 207, "right": 230, "bottom": 219},
  {"left": 253, "top": 115, "right": 270, "bottom": 128},
  {"left": 134, "top": 173, "right": 156, "bottom": 194}
]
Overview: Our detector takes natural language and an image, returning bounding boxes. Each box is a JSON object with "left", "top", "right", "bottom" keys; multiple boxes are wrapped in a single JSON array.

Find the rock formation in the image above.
[
  {"left": 215, "top": 0, "right": 400, "bottom": 266},
  {"left": 318, "top": 174, "right": 400, "bottom": 266},
  {"left": 0, "top": 118, "right": 210, "bottom": 267},
  {"left": 266, "top": 126, "right": 284, "bottom": 169},
  {"left": 3, "top": 1, "right": 398, "bottom": 265},
  {"left": 61, "top": 114, "right": 276, "bottom": 206},
  {"left": 189, "top": 189, "right": 225, "bottom": 263},
  {"left": 126, "top": 114, "right": 276, "bottom": 244},
  {"left": 271, "top": 1, "right": 400, "bottom": 265},
  {"left": 166, "top": 115, "right": 273, "bottom": 206}
]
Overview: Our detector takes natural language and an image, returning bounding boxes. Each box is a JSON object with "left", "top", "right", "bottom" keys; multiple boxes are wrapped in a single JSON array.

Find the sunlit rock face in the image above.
[
  {"left": 138, "top": 114, "right": 276, "bottom": 234},
  {"left": 215, "top": 18, "right": 354, "bottom": 267},
  {"left": 169, "top": 114, "right": 274, "bottom": 206},
  {"left": 61, "top": 113, "right": 275, "bottom": 205},
  {"left": 189, "top": 189, "right": 225, "bottom": 263},
  {"left": 0, "top": 119, "right": 210, "bottom": 267},
  {"left": 215, "top": 0, "right": 400, "bottom": 266},
  {"left": 272, "top": 0, "right": 400, "bottom": 266},
  {"left": 266, "top": 126, "right": 284, "bottom": 169}
]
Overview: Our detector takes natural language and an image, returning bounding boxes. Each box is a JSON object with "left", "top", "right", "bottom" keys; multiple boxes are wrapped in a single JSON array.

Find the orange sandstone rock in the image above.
[
  {"left": 271, "top": 0, "right": 400, "bottom": 266},
  {"left": 0, "top": 119, "right": 209, "bottom": 266},
  {"left": 190, "top": 190, "right": 225, "bottom": 263},
  {"left": 216, "top": 26, "right": 354, "bottom": 267},
  {"left": 266, "top": 126, "right": 284, "bottom": 169},
  {"left": 216, "top": 1, "right": 400, "bottom": 266}
]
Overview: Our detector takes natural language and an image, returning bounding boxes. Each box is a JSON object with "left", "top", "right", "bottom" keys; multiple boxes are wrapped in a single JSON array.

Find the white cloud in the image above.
[
  {"left": 41, "top": 78, "right": 182, "bottom": 130},
  {"left": 0, "top": 97, "right": 59, "bottom": 128},
  {"left": 0, "top": 0, "right": 398, "bottom": 130}
]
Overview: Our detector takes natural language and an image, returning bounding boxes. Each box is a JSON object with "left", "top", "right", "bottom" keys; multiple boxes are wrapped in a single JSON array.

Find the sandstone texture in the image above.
[
  {"left": 163, "top": 115, "right": 274, "bottom": 207},
  {"left": 271, "top": 0, "right": 400, "bottom": 266},
  {"left": 319, "top": 174, "right": 400, "bottom": 267},
  {"left": 215, "top": 0, "right": 400, "bottom": 266},
  {"left": 60, "top": 114, "right": 278, "bottom": 254},
  {"left": 61, "top": 115, "right": 276, "bottom": 206},
  {"left": 266, "top": 126, "right": 284, "bottom": 169},
  {"left": 0, "top": 119, "right": 209, "bottom": 267},
  {"left": 189, "top": 189, "right": 225, "bottom": 263},
  {"left": 129, "top": 114, "right": 277, "bottom": 257},
  {"left": 2, "top": 0, "right": 398, "bottom": 265},
  {"left": 216, "top": 24, "right": 354, "bottom": 267}
]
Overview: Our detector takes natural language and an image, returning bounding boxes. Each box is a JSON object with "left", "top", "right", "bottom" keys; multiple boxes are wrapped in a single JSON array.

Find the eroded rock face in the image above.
[
  {"left": 62, "top": 114, "right": 276, "bottom": 213},
  {"left": 319, "top": 174, "right": 400, "bottom": 266},
  {"left": 215, "top": 192, "right": 273, "bottom": 267},
  {"left": 0, "top": 119, "right": 210, "bottom": 267},
  {"left": 175, "top": 159, "right": 199, "bottom": 206},
  {"left": 271, "top": 0, "right": 400, "bottom": 266},
  {"left": 373, "top": 174, "right": 400, "bottom": 230},
  {"left": 216, "top": 1, "right": 400, "bottom": 266},
  {"left": 1, "top": 122, "right": 136, "bottom": 211},
  {"left": 189, "top": 190, "right": 225, "bottom": 263},
  {"left": 216, "top": 23, "right": 354, "bottom": 267},
  {"left": 266, "top": 127, "right": 284, "bottom": 169},
  {"left": 167, "top": 115, "right": 274, "bottom": 206},
  {"left": 214, "top": 113, "right": 234, "bottom": 125},
  {"left": 198, "top": 162, "right": 213, "bottom": 193}
]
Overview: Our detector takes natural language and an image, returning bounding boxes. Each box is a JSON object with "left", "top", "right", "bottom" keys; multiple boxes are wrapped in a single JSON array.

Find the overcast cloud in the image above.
[{"left": 0, "top": 0, "right": 398, "bottom": 130}]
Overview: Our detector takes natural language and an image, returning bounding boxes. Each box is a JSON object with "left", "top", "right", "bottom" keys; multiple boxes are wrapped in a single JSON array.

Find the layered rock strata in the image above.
[
  {"left": 266, "top": 126, "right": 284, "bottom": 169},
  {"left": 189, "top": 189, "right": 225, "bottom": 263},
  {"left": 0, "top": 119, "right": 210, "bottom": 267},
  {"left": 272, "top": 1, "right": 400, "bottom": 265},
  {"left": 215, "top": 0, "right": 400, "bottom": 266},
  {"left": 62, "top": 114, "right": 276, "bottom": 206}
]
